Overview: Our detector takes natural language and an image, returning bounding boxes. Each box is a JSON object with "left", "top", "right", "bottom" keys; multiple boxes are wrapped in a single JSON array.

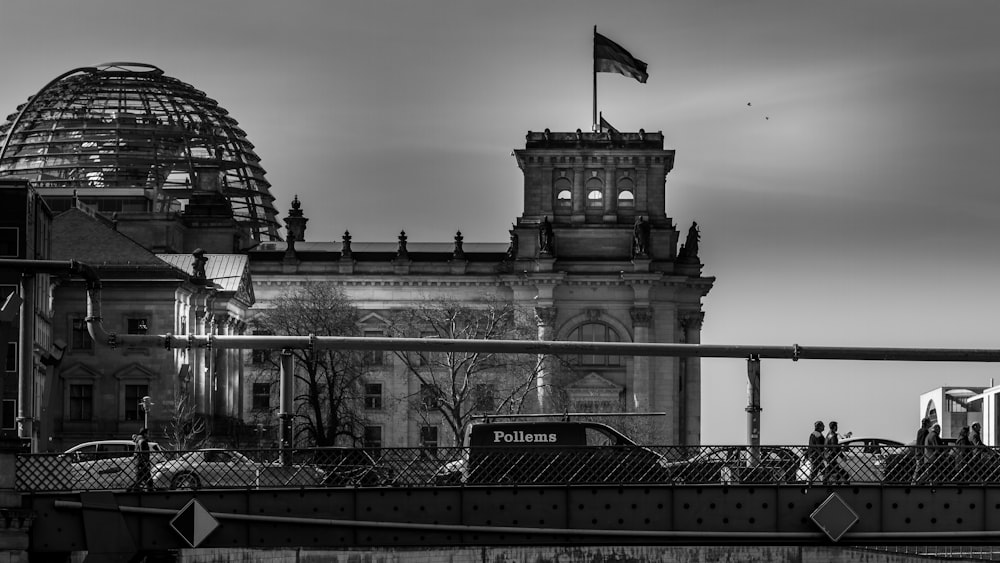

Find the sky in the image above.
[{"left": 3, "top": 0, "right": 1000, "bottom": 445}]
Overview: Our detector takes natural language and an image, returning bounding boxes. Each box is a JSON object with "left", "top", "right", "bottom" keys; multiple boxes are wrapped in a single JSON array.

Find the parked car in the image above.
[
  {"left": 64, "top": 440, "right": 166, "bottom": 490},
  {"left": 432, "top": 420, "right": 671, "bottom": 485},
  {"left": 152, "top": 448, "right": 324, "bottom": 489},
  {"left": 665, "top": 446, "right": 800, "bottom": 484},
  {"left": 296, "top": 447, "right": 393, "bottom": 486}
]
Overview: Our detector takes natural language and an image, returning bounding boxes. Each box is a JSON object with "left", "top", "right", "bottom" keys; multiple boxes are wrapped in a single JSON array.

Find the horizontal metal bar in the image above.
[
  {"left": 138, "top": 334, "right": 1000, "bottom": 362},
  {"left": 51, "top": 499, "right": 1000, "bottom": 541}
]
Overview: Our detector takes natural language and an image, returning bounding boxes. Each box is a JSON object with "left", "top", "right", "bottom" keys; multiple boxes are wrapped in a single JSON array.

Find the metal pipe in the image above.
[
  {"left": 5, "top": 258, "right": 1000, "bottom": 362},
  {"left": 97, "top": 333, "right": 1000, "bottom": 363}
]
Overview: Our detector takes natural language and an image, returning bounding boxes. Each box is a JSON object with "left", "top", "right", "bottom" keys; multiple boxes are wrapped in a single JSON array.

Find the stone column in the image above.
[
  {"left": 629, "top": 307, "right": 653, "bottom": 413},
  {"left": 534, "top": 306, "right": 558, "bottom": 412},
  {"left": 571, "top": 164, "right": 585, "bottom": 222},
  {"left": 540, "top": 162, "right": 554, "bottom": 217},
  {"left": 214, "top": 316, "right": 232, "bottom": 422},
  {"left": 679, "top": 311, "right": 705, "bottom": 446},
  {"left": 192, "top": 304, "right": 207, "bottom": 415},
  {"left": 603, "top": 163, "right": 618, "bottom": 222}
]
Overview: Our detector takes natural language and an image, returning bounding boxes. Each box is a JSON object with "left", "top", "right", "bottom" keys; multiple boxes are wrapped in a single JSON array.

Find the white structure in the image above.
[{"left": 919, "top": 386, "right": 985, "bottom": 441}]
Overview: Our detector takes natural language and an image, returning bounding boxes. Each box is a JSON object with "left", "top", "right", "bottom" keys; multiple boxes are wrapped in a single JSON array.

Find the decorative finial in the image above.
[
  {"left": 453, "top": 230, "right": 465, "bottom": 260},
  {"left": 289, "top": 195, "right": 303, "bottom": 216},
  {"left": 341, "top": 230, "right": 352, "bottom": 258},
  {"left": 396, "top": 230, "right": 408, "bottom": 258}
]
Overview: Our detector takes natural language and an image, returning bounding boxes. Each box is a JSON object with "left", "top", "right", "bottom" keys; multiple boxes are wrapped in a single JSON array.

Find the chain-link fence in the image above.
[{"left": 16, "top": 443, "right": 1000, "bottom": 492}]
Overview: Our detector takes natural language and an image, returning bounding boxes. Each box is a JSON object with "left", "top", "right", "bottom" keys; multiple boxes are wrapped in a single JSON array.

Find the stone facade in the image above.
[{"left": 248, "top": 129, "right": 713, "bottom": 446}]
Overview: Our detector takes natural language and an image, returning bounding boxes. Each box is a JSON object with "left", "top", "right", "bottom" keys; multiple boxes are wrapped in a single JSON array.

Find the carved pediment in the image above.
[
  {"left": 565, "top": 372, "right": 623, "bottom": 393},
  {"left": 112, "top": 362, "right": 159, "bottom": 381},
  {"left": 58, "top": 362, "right": 102, "bottom": 380}
]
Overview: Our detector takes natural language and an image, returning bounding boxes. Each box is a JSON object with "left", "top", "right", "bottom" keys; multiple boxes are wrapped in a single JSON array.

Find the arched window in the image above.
[
  {"left": 585, "top": 177, "right": 604, "bottom": 210},
  {"left": 568, "top": 322, "right": 621, "bottom": 366},
  {"left": 555, "top": 177, "right": 573, "bottom": 210},
  {"left": 587, "top": 190, "right": 603, "bottom": 208},
  {"left": 617, "top": 189, "right": 634, "bottom": 208}
]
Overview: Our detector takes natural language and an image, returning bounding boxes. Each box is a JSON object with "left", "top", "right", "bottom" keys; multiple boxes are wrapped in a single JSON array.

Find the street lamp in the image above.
[{"left": 139, "top": 396, "right": 154, "bottom": 429}]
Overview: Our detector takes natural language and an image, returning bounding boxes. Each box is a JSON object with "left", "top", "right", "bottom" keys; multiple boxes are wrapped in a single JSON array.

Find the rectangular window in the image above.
[
  {"left": 420, "top": 426, "right": 439, "bottom": 458},
  {"left": 252, "top": 382, "right": 271, "bottom": 411},
  {"left": 0, "top": 227, "right": 18, "bottom": 257},
  {"left": 364, "top": 383, "right": 383, "bottom": 410},
  {"left": 473, "top": 383, "right": 495, "bottom": 412},
  {"left": 1, "top": 399, "right": 15, "bottom": 430},
  {"left": 364, "top": 330, "right": 384, "bottom": 366},
  {"left": 5, "top": 342, "right": 15, "bottom": 372},
  {"left": 363, "top": 425, "right": 382, "bottom": 449},
  {"left": 72, "top": 318, "right": 93, "bottom": 350},
  {"left": 123, "top": 384, "right": 148, "bottom": 422},
  {"left": 69, "top": 384, "right": 94, "bottom": 421},
  {"left": 420, "top": 383, "right": 440, "bottom": 410},
  {"left": 127, "top": 317, "right": 148, "bottom": 335}
]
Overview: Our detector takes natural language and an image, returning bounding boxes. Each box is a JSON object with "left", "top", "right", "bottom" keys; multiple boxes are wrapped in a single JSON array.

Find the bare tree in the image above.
[
  {"left": 252, "top": 283, "right": 369, "bottom": 446},
  {"left": 165, "top": 395, "right": 208, "bottom": 451},
  {"left": 382, "top": 295, "right": 542, "bottom": 443}
]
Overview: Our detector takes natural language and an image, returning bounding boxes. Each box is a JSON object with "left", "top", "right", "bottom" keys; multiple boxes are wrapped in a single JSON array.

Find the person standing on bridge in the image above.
[
  {"left": 806, "top": 421, "right": 826, "bottom": 485},
  {"left": 917, "top": 423, "right": 944, "bottom": 484},
  {"left": 823, "top": 421, "right": 851, "bottom": 484},
  {"left": 911, "top": 417, "right": 931, "bottom": 485},
  {"left": 952, "top": 426, "right": 972, "bottom": 483},
  {"left": 970, "top": 422, "right": 990, "bottom": 481},
  {"left": 132, "top": 428, "right": 153, "bottom": 492}
]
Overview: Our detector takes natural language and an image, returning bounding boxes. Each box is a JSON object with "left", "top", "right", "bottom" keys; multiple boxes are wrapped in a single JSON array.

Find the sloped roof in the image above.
[
  {"left": 157, "top": 253, "right": 254, "bottom": 306},
  {"left": 52, "top": 208, "right": 185, "bottom": 276}
]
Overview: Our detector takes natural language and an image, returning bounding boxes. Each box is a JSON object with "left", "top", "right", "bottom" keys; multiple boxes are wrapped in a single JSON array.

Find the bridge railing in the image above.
[{"left": 16, "top": 444, "right": 999, "bottom": 492}]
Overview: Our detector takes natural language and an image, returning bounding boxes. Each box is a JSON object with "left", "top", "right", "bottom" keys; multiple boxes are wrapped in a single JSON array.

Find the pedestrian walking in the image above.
[
  {"left": 806, "top": 421, "right": 826, "bottom": 485},
  {"left": 911, "top": 417, "right": 931, "bottom": 484},
  {"left": 971, "top": 422, "right": 991, "bottom": 481},
  {"left": 823, "top": 421, "right": 851, "bottom": 484},
  {"left": 917, "top": 423, "right": 944, "bottom": 484},
  {"left": 132, "top": 428, "right": 152, "bottom": 492},
  {"left": 952, "top": 426, "right": 972, "bottom": 483}
]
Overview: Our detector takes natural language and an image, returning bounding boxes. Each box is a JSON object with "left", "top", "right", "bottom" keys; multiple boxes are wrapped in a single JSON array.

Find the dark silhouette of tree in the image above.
[
  {"left": 382, "top": 296, "right": 542, "bottom": 443},
  {"left": 251, "top": 283, "right": 369, "bottom": 446}
]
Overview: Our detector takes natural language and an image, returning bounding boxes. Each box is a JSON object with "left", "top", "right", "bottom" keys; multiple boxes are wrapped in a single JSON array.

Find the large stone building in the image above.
[
  {"left": 250, "top": 129, "right": 713, "bottom": 446},
  {"left": 0, "top": 63, "right": 713, "bottom": 450}
]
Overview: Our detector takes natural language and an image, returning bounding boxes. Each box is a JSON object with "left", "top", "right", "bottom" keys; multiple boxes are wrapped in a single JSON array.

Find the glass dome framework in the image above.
[{"left": 0, "top": 62, "right": 280, "bottom": 241}]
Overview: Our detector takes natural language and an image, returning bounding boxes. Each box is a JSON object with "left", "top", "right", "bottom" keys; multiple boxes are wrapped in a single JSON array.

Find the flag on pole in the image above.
[{"left": 594, "top": 31, "right": 648, "bottom": 83}]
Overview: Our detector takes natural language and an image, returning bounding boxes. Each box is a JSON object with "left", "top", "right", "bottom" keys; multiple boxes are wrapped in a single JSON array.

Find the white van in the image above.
[{"left": 64, "top": 440, "right": 166, "bottom": 490}]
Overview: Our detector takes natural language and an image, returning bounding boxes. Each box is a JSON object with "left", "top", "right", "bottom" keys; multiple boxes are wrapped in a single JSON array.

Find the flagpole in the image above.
[{"left": 592, "top": 25, "right": 598, "bottom": 132}]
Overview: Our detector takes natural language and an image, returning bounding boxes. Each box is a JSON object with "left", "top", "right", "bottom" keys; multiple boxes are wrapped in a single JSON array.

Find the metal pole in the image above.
[
  {"left": 278, "top": 349, "right": 294, "bottom": 465},
  {"left": 16, "top": 274, "right": 34, "bottom": 445},
  {"left": 140, "top": 396, "right": 153, "bottom": 429},
  {"left": 746, "top": 355, "right": 761, "bottom": 465}
]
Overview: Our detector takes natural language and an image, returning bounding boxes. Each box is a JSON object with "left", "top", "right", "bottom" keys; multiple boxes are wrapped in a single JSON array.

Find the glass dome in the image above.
[{"left": 0, "top": 62, "right": 280, "bottom": 241}]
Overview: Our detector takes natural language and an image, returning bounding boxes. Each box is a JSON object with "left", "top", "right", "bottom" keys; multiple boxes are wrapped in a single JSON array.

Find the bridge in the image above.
[
  {"left": 5, "top": 258, "right": 1000, "bottom": 561},
  {"left": 13, "top": 442, "right": 1000, "bottom": 561}
]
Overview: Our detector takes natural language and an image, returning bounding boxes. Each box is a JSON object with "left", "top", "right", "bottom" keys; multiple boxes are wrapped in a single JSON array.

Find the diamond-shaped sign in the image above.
[
  {"left": 170, "top": 499, "right": 220, "bottom": 548},
  {"left": 810, "top": 492, "right": 859, "bottom": 542}
]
